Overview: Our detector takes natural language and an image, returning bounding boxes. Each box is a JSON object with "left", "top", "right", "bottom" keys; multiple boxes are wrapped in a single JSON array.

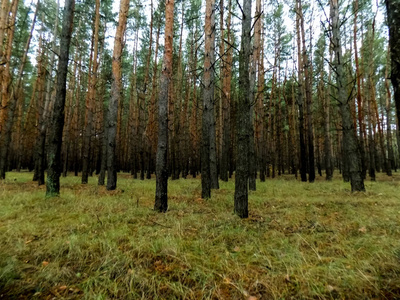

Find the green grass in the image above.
[{"left": 1, "top": 171, "right": 400, "bottom": 299}]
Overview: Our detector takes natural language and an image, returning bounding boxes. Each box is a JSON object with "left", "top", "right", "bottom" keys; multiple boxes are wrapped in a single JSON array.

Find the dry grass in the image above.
[{"left": 1, "top": 171, "right": 400, "bottom": 299}]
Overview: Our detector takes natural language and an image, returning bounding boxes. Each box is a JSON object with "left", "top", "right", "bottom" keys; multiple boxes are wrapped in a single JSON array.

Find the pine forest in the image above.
[{"left": 1, "top": 0, "right": 400, "bottom": 298}]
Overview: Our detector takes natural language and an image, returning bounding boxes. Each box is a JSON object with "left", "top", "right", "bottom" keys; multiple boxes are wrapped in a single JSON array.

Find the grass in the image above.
[{"left": 1, "top": 171, "right": 400, "bottom": 299}]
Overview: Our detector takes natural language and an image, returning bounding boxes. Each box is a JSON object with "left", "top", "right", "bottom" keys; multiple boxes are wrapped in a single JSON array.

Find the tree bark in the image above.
[
  {"left": 299, "top": 0, "right": 315, "bottom": 183},
  {"left": 82, "top": 0, "right": 100, "bottom": 184},
  {"left": 295, "top": 1, "right": 307, "bottom": 182},
  {"left": 330, "top": 0, "right": 365, "bottom": 192},
  {"left": 353, "top": 0, "right": 367, "bottom": 179},
  {"left": 0, "top": 0, "right": 19, "bottom": 179},
  {"left": 155, "top": 0, "right": 174, "bottom": 212},
  {"left": 220, "top": 0, "right": 233, "bottom": 182},
  {"left": 106, "top": 0, "right": 129, "bottom": 190},
  {"left": 46, "top": 0, "right": 75, "bottom": 196},
  {"left": 386, "top": 46, "right": 395, "bottom": 172},
  {"left": 386, "top": 0, "right": 400, "bottom": 164},
  {"left": 234, "top": 0, "right": 251, "bottom": 218},
  {"left": 201, "top": 0, "right": 215, "bottom": 198}
]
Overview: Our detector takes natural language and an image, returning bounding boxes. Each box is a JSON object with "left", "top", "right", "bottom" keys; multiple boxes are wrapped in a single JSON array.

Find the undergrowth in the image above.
[{"left": 1, "top": 172, "right": 400, "bottom": 299}]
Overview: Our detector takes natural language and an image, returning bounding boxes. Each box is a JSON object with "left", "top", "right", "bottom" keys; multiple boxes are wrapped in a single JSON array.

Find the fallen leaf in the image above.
[
  {"left": 223, "top": 277, "right": 232, "bottom": 284},
  {"left": 58, "top": 285, "right": 67, "bottom": 291},
  {"left": 233, "top": 246, "right": 240, "bottom": 252},
  {"left": 327, "top": 285, "right": 337, "bottom": 292},
  {"left": 248, "top": 296, "right": 258, "bottom": 300},
  {"left": 42, "top": 261, "right": 49, "bottom": 267},
  {"left": 358, "top": 227, "right": 367, "bottom": 233}
]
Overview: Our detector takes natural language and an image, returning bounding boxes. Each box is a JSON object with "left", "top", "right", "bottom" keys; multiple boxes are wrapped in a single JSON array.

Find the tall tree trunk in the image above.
[
  {"left": 201, "top": 0, "right": 215, "bottom": 198},
  {"left": 46, "top": 0, "right": 75, "bottom": 196},
  {"left": 254, "top": 0, "right": 265, "bottom": 182},
  {"left": 220, "top": 0, "right": 232, "bottom": 182},
  {"left": 0, "top": 0, "right": 19, "bottom": 179},
  {"left": 33, "top": 29, "right": 47, "bottom": 185},
  {"left": 386, "top": 0, "right": 400, "bottom": 164},
  {"left": 146, "top": 19, "right": 160, "bottom": 179},
  {"left": 248, "top": 1, "right": 261, "bottom": 191},
  {"left": 330, "top": 0, "right": 365, "bottom": 192},
  {"left": 106, "top": 0, "right": 129, "bottom": 190},
  {"left": 155, "top": 0, "right": 174, "bottom": 212},
  {"left": 353, "top": 0, "right": 367, "bottom": 179},
  {"left": 386, "top": 46, "right": 395, "bottom": 172},
  {"left": 234, "top": 0, "right": 251, "bottom": 218},
  {"left": 323, "top": 52, "right": 333, "bottom": 180},
  {"left": 367, "top": 81, "right": 376, "bottom": 181},
  {"left": 299, "top": 0, "right": 315, "bottom": 182},
  {"left": 208, "top": 0, "right": 219, "bottom": 190},
  {"left": 295, "top": 2, "right": 307, "bottom": 182},
  {"left": 82, "top": 0, "right": 100, "bottom": 184}
]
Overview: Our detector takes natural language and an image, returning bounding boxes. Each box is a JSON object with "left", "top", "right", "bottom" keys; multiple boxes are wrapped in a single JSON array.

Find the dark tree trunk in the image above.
[
  {"left": 299, "top": 0, "right": 315, "bottom": 183},
  {"left": 295, "top": 3, "right": 307, "bottom": 183},
  {"left": 367, "top": 94, "right": 376, "bottom": 181},
  {"left": 234, "top": 0, "right": 251, "bottom": 219},
  {"left": 46, "top": 0, "right": 75, "bottom": 196},
  {"left": 201, "top": 0, "right": 215, "bottom": 199},
  {"left": 386, "top": 0, "right": 400, "bottom": 164},
  {"left": 98, "top": 126, "right": 107, "bottom": 185},
  {"left": 155, "top": 0, "right": 174, "bottom": 212}
]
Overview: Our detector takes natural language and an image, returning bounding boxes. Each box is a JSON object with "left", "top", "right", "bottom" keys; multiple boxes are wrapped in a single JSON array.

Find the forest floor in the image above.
[{"left": 0, "top": 172, "right": 400, "bottom": 299}]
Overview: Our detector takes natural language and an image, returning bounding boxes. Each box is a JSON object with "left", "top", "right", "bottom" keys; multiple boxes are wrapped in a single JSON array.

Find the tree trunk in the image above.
[
  {"left": 234, "top": 0, "right": 251, "bottom": 218},
  {"left": 386, "top": 0, "right": 400, "bottom": 164},
  {"left": 330, "top": 0, "right": 365, "bottom": 192},
  {"left": 295, "top": 2, "right": 307, "bottom": 182},
  {"left": 46, "top": 0, "right": 75, "bottom": 196},
  {"left": 220, "top": 0, "right": 233, "bottom": 182},
  {"left": 106, "top": 0, "right": 129, "bottom": 190},
  {"left": 386, "top": 46, "right": 395, "bottom": 172},
  {"left": 323, "top": 53, "right": 333, "bottom": 180},
  {"left": 0, "top": 0, "right": 19, "bottom": 179},
  {"left": 299, "top": 0, "right": 315, "bottom": 183},
  {"left": 353, "top": 0, "right": 367, "bottom": 179},
  {"left": 201, "top": 0, "right": 215, "bottom": 198},
  {"left": 155, "top": 0, "right": 174, "bottom": 212},
  {"left": 82, "top": 0, "right": 100, "bottom": 184},
  {"left": 254, "top": 0, "right": 265, "bottom": 182}
]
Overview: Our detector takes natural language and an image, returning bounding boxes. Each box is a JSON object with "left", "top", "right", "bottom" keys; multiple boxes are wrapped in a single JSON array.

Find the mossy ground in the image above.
[{"left": 1, "top": 171, "right": 400, "bottom": 299}]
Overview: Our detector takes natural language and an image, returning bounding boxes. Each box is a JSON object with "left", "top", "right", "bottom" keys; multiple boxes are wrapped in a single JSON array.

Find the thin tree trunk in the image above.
[
  {"left": 254, "top": 0, "right": 265, "bottom": 182},
  {"left": 208, "top": 0, "right": 219, "bottom": 190},
  {"left": 155, "top": 0, "right": 174, "bottom": 212},
  {"left": 330, "top": 0, "right": 365, "bottom": 192},
  {"left": 82, "top": 0, "right": 100, "bottom": 184},
  {"left": 106, "top": 0, "right": 129, "bottom": 190},
  {"left": 0, "top": 0, "right": 19, "bottom": 179},
  {"left": 299, "top": 0, "right": 315, "bottom": 183},
  {"left": 296, "top": 2, "right": 307, "bottom": 182},
  {"left": 234, "top": 0, "right": 251, "bottom": 218},
  {"left": 201, "top": 0, "right": 215, "bottom": 198},
  {"left": 386, "top": 46, "right": 395, "bottom": 172},
  {"left": 353, "top": 0, "right": 367, "bottom": 179},
  {"left": 220, "top": 0, "right": 232, "bottom": 182},
  {"left": 386, "top": 0, "right": 400, "bottom": 164},
  {"left": 46, "top": 0, "right": 75, "bottom": 196},
  {"left": 323, "top": 52, "right": 333, "bottom": 180}
]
